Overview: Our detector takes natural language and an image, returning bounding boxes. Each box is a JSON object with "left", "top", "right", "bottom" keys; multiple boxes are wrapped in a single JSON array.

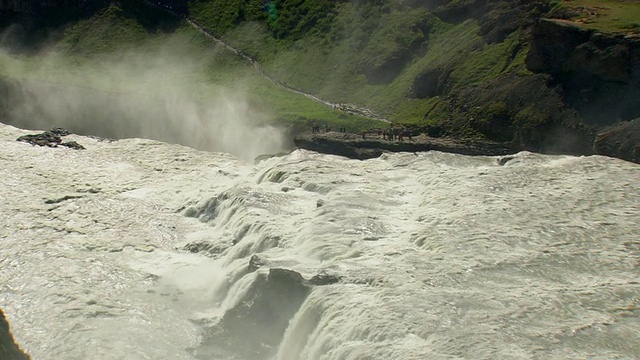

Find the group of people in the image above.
[
  {"left": 382, "top": 128, "right": 412, "bottom": 141},
  {"left": 311, "top": 124, "right": 331, "bottom": 133},
  {"left": 312, "top": 124, "right": 349, "bottom": 134},
  {"left": 361, "top": 128, "right": 413, "bottom": 141},
  {"left": 311, "top": 124, "right": 414, "bottom": 141}
]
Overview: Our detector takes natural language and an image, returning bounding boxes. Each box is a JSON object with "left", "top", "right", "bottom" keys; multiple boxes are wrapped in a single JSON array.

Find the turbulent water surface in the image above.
[{"left": 1, "top": 123, "right": 639, "bottom": 359}]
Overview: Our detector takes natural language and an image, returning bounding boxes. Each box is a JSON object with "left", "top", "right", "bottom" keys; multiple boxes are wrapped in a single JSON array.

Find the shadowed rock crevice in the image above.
[
  {"left": 194, "top": 253, "right": 341, "bottom": 360},
  {"left": 0, "top": 308, "right": 30, "bottom": 360},
  {"left": 412, "top": 68, "right": 449, "bottom": 98},
  {"left": 196, "top": 268, "right": 311, "bottom": 360}
]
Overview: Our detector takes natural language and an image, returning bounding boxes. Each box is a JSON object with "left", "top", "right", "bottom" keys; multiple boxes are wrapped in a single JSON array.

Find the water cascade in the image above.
[{"left": 1, "top": 123, "right": 639, "bottom": 359}]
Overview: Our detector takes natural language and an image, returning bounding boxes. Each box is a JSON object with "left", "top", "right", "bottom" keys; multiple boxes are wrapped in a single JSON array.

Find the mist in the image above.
[{"left": 0, "top": 38, "right": 292, "bottom": 162}]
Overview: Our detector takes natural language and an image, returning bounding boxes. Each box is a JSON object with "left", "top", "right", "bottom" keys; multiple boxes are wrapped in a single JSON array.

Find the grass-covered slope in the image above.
[
  {"left": 549, "top": 0, "right": 640, "bottom": 33},
  {"left": 187, "top": 0, "right": 551, "bottom": 136},
  {"left": 187, "top": 0, "right": 639, "bottom": 154},
  {"left": 2, "top": 0, "right": 639, "bottom": 157},
  {"left": 0, "top": 0, "right": 382, "bottom": 136}
]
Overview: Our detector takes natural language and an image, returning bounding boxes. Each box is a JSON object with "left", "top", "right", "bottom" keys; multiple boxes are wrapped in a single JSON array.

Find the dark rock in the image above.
[
  {"left": 49, "top": 127, "right": 70, "bottom": 136},
  {"left": 525, "top": 18, "right": 640, "bottom": 126},
  {"left": 569, "top": 42, "right": 631, "bottom": 83},
  {"left": 60, "top": 141, "right": 85, "bottom": 150},
  {"left": 594, "top": 118, "right": 640, "bottom": 164},
  {"left": 183, "top": 241, "right": 229, "bottom": 257},
  {"left": 16, "top": 128, "right": 85, "bottom": 150},
  {"left": 526, "top": 19, "right": 593, "bottom": 74},
  {"left": 478, "top": 0, "right": 546, "bottom": 44},
  {"left": 412, "top": 68, "right": 448, "bottom": 98},
  {"left": 424, "top": 124, "right": 445, "bottom": 138},
  {"left": 432, "top": 0, "right": 477, "bottom": 23},
  {"left": 199, "top": 268, "right": 310, "bottom": 360},
  {"left": 0, "top": 308, "right": 30, "bottom": 360},
  {"left": 307, "top": 272, "right": 341, "bottom": 286},
  {"left": 44, "top": 195, "right": 83, "bottom": 204},
  {"left": 294, "top": 131, "right": 514, "bottom": 161},
  {"left": 442, "top": 73, "right": 596, "bottom": 155},
  {"left": 17, "top": 131, "right": 61, "bottom": 147},
  {"left": 248, "top": 254, "right": 269, "bottom": 271}
]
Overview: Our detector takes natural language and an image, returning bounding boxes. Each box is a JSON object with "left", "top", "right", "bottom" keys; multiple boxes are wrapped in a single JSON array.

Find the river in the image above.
[{"left": 0, "top": 123, "right": 638, "bottom": 359}]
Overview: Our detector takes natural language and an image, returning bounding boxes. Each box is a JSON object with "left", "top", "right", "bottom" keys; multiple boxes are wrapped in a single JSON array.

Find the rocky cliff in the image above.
[
  {"left": 524, "top": 17, "right": 640, "bottom": 162},
  {"left": 526, "top": 18, "right": 640, "bottom": 127}
]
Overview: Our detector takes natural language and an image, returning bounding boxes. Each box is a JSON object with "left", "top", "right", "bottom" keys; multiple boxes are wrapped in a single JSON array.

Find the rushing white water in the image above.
[{"left": 1, "top": 123, "right": 639, "bottom": 359}]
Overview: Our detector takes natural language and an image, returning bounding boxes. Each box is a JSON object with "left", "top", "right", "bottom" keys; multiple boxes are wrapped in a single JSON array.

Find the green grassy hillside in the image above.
[
  {"left": 1, "top": 0, "right": 639, "bottom": 152},
  {"left": 189, "top": 0, "right": 547, "bottom": 132},
  {"left": 0, "top": 0, "right": 382, "bottom": 134}
]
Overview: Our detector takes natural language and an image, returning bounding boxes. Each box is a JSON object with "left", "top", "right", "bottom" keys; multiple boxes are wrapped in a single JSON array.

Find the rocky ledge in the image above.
[
  {"left": 294, "top": 131, "right": 516, "bottom": 160},
  {"left": 295, "top": 118, "right": 640, "bottom": 164}
]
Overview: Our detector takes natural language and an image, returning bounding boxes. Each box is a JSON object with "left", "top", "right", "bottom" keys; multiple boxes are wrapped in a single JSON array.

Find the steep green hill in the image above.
[
  {"left": 0, "top": 0, "right": 382, "bottom": 135},
  {"left": 1, "top": 0, "right": 639, "bottom": 158},
  {"left": 187, "top": 0, "right": 640, "bottom": 154}
]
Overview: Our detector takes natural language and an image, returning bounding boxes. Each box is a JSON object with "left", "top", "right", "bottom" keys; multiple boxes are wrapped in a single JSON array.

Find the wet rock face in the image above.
[
  {"left": 199, "top": 268, "right": 310, "bottom": 360},
  {"left": 525, "top": 19, "right": 640, "bottom": 126},
  {"left": 525, "top": 19, "right": 593, "bottom": 74},
  {"left": 595, "top": 118, "right": 640, "bottom": 164},
  {"left": 527, "top": 19, "right": 638, "bottom": 83},
  {"left": 0, "top": 308, "right": 30, "bottom": 360},
  {"left": 569, "top": 41, "right": 631, "bottom": 83}
]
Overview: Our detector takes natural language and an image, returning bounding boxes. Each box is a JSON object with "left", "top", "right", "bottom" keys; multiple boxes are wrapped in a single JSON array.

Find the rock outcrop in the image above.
[
  {"left": 294, "top": 131, "right": 514, "bottom": 160},
  {"left": 198, "top": 268, "right": 311, "bottom": 360},
  {"left": 195, "top": 252, "right": 342, "bottom": 360},
  {"left": 16, "top": 128, "right": 85, "bottom": 150},
  {"left": 526, "top": 18, "right": 640, "bottom": 126},
  {"left": 594, "top": 118, "right": 640, "bottom": 163},
  {"left": 0, "top": 308, "right": 30, "bottom": 360},
  {"left": 521, "top": 18, "right": 640, "bottom": 163}
]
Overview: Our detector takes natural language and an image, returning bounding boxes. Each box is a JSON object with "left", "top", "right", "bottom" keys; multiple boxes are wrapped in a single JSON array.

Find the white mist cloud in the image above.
[{"left": 0, "top": 34, "right": 291, "bottom": 162}]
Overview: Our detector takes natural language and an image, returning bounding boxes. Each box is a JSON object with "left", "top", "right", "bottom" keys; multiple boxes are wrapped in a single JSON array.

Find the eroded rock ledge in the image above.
[
  {"left": 295, "top": 123, "right": 640, "bottom": 164},
  {"left": 294, "top": 131, "right": 515, "bottom": 160}
]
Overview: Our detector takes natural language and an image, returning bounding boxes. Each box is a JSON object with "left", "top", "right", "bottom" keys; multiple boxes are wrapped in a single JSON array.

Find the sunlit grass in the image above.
[
  {"left": 0, "top": 2, "right": 383, "bottom": 134},
  {"left": 554, "top": 0, "right": 640, "bottom": 33}
]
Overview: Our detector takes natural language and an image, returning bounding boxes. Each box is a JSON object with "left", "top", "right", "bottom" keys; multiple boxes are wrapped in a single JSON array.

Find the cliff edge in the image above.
[{"left": 294, "top": 131, "right": 514, "bottom": 160}]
